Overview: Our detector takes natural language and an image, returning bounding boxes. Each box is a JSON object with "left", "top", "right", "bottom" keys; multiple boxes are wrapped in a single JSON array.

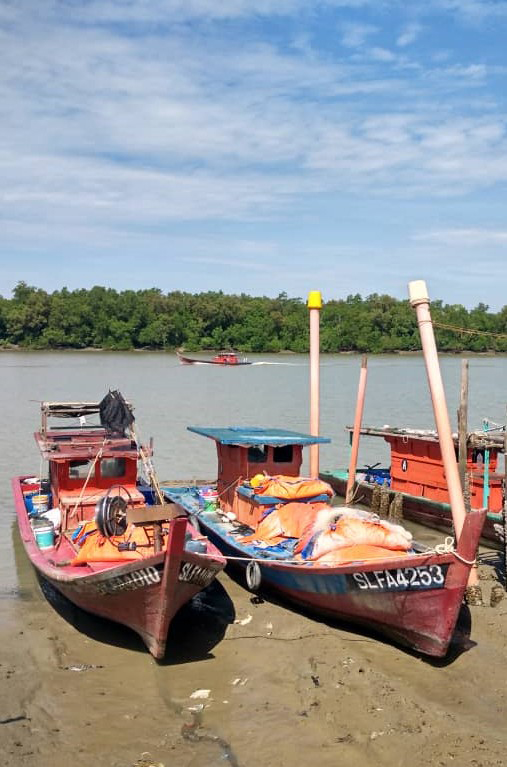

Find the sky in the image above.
[{"left": 1, "top": 0, "right": 507, "bottom": 310}]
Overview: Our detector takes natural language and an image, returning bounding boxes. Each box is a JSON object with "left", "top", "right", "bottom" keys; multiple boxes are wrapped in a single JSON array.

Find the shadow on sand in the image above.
[
  {"left": 224, "top": 564, "right": 475, "bottom": 667},
  {"left": 38, "top": 576, "right": 235, "bottom": 664}
]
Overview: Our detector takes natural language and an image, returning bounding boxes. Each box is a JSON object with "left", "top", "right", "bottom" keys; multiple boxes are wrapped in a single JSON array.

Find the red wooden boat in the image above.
[
  {"left": 164, "top": 427, "right": 485, "bottom": 658},
  {"left": 177, "top": 351, "right": 251, "bottom": 366},
  {"left": 320, "top": 425, "right": 505, "bottom": 546},
  {"left": 11, "top": 393, "right": 226, "bottom": 659}
]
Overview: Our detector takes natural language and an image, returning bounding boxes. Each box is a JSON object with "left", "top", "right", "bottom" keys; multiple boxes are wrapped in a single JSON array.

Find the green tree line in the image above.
[{"left": 1, "top": 282, "right": 506, "bottom": 353}]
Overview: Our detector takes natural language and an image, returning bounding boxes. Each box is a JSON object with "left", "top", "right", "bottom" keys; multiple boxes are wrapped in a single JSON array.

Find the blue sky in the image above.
[{"left": 1, "top": 0, "right": 506, "bottom": 309}]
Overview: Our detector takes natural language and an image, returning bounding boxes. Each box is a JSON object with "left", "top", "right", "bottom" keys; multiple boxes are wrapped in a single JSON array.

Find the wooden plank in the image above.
[
  {"left": 126, "top": 503, "right": 185, "bottom": 525},
  {"left": 344, "top": 424, "right": 504, "bottom": 450}
]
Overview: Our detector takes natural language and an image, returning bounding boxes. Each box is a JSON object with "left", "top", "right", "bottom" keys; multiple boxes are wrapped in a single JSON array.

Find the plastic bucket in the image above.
[
  {"left": 25, "top": 491, "right": 52, "bottom": 514},
  {"left": 32, "top": 518, "right": 55, "bottom": 550},
  {"left": 31, "top": 494, "right": 50, "bottom": 515},
  {"left": 39, "top": 507, "right": 61, "bottom": 532},
  {"left": 201, "top": 490, "right": 219, "bottom": 512}
]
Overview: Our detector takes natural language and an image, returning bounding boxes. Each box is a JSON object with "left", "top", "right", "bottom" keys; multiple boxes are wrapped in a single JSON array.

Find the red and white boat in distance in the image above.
[{"left": 177, "top": 350, "right": 251, "bottom": 366}]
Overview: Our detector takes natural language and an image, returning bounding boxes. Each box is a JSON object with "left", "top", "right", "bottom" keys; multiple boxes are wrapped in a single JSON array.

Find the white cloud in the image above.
[
  {"left": 414, "top": 229, "right": 507, "bottom": 245},
  {"left": 340, "top": 22, "right": 378, "bottom": 48},
  {"left": 1, "top": 0, "right": 507, "bottom": 309},
  {"left": 369, "top": 46, "right": 397, "bottom": 62},
  {"left": 396, "top": 23, "right": 423, "bottom": 47},
  {"left": 432, "top": 0, "right": 507, "bottom": 21}
]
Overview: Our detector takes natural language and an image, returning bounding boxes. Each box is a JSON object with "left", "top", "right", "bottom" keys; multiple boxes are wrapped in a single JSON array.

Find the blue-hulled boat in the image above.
[{"left": 163, "top": 426, "right": 485, "bottom": 658}]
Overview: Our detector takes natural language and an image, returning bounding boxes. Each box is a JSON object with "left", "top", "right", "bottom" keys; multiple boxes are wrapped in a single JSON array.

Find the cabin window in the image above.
[
  {"left": 273, "top": 445, "right": 293, "bottom": 463},
  {"left": 248, "top": 445, "right": 267, "bottom": 463},
  {"left": 472, "top": 449, "right": 485, "bottom": 465},
  {"left": 100, "top": 457, "right": 126, "bottom": 478},
  {"left": 69, "top": 460, "right": 96, "bottom": 480}
]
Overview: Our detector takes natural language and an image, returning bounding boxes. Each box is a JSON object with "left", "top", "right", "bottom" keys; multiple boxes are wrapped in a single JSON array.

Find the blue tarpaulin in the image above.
[{"left": 187, "top": 426, "right": 331, "bottom": 446}]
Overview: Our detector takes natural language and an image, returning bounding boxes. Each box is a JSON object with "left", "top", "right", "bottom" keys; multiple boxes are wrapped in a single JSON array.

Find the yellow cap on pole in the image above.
[{"left": 307, "top": 291, "right": 322, "bottom": 310}]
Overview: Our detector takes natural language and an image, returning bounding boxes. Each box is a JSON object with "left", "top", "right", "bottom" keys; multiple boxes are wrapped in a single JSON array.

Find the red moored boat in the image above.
[
  {"left": 320, "top": 425, "right": 505, "bottom": 547},
  {"left": 12, "top": 392, "right": 226, "bottom": 659},
  {"left": 177, "top": 351, "right": 251, "bottom": 366},
  {"left": 164, "top": 426, "right": 485, "bottom": 658}
]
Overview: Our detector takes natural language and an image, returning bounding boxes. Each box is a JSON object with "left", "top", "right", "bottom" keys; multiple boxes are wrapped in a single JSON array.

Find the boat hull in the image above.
[
  {"left": 200, "top": 526, "right": 478, "bottom": 657},
  {"left": 13, "top": 477, "right": 225, "bottom": 659},
  {"left": 320, "top": 469, "right": 502, "bottom": 548},
  {"left": 164, "top": 487, "right": 485, "bottom": 658},
  {"left": 177, "top": 352, "right": 251, "bottom": 366}
]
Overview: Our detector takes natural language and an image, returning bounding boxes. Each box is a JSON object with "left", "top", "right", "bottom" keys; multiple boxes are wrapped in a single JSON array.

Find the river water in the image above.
[
  {"left": 1, "top": 351, "right": 506, "bottom": 767},
  {"left": 1, "top": 350, "right": 506, "bottom": 600}
]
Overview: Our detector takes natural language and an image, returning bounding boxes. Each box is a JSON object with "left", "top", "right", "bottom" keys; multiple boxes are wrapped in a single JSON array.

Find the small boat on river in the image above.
[
  {"left": 177, "top": 351, "right": 251, "bottom": 366},
  {"left": 320, "top": 425, "right": 505, "bottom": 547},
  {"left": 11, "top": 392, "right": 226, "bottom": 659},
  {"left": 163, "top": 426, "right": 485, "bottom": 658}
]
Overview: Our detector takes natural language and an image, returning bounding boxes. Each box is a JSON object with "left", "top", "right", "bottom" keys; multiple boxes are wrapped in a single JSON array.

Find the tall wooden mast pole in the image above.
[
  {"left": 345, "top": 355, "right": 368, "bottom": 504},
  {"left": 308, "top": 291, "right": 322, "bottom": 478},
  {"left": 409, "top": 280, "right": 479, "bottom": 591}
]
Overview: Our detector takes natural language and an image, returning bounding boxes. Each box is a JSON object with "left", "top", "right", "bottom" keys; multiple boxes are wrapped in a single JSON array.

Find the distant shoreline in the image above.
[{"left": 0, "top": 346, "right": 505, "bottom": 357}]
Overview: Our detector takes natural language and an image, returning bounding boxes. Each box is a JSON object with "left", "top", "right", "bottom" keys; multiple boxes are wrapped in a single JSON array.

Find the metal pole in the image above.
[
  {"left": 345, "top": 355, "right": 368, "bottom": 504},
  {"left": 308, "top": 291, "right": 322, "bottom": 478}
]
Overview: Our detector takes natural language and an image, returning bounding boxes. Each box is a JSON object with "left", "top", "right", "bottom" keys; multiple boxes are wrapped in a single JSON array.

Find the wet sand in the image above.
[{"left": 1, "top": 530, "right": 506, "bottom": 767}]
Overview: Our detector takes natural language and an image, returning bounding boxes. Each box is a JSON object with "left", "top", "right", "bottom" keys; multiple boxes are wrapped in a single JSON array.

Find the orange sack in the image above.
[
  {"left": 314, "top": 544, "right": 409, "bottom": 566},
  {"left": 240, "top": 502, "right": 328, "bottom": 544},
  {"left": 252, "top": 475, "right": 334, "bottom": 501},
  {"left": 297, "top": 515, "right": 413, "bottom": 560}
]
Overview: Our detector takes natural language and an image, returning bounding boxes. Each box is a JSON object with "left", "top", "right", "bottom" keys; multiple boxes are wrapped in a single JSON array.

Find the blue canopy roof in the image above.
[{"left": 187, "top": 426, "right": 331, "bottom": 446}]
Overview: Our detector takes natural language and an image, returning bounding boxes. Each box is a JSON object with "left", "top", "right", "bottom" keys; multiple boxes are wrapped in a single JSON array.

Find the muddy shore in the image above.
[{"left": 1, "top": 528, "right": 506, "bottom": 767}]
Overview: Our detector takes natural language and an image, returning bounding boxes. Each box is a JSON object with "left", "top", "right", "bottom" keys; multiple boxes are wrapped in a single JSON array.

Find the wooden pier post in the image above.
[{"left": 458, "top": 359, "right": 470, "bottom": 513}]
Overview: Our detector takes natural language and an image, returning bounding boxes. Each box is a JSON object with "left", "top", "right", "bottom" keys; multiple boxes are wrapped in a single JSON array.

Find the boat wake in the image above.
[{"left": 250, "top": 361, "right": 302, "bottom": 366}]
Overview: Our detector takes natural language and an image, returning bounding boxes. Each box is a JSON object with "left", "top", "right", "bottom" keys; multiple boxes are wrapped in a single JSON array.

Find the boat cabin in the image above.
[
  {"left": 348, "top": 426, "right": 504, "bottom": 513},
  {"left": 212, "top": 352, "right": 242, "bottom": 365},
  {"left": 188, "top": 426, "right": 331, "bottom": 526},
  {"left": 34, "top": 401, "right": 148, "bottom": 524}
]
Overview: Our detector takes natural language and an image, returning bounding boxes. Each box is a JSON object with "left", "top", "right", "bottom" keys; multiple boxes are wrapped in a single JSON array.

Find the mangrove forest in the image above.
[{"left": 1, "top": 282, "right": 506, "bottom": 353}]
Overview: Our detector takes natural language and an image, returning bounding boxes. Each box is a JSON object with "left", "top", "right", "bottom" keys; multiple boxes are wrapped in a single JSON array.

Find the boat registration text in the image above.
[
  {"left": 179, "top": 562, "right": 217, "bottom": 587},
  {"left": 95, "top": 566, "right": 162, "bottom": 595},
  {"left": 349, "top": 564, "right": 449, "bottom": 592}
]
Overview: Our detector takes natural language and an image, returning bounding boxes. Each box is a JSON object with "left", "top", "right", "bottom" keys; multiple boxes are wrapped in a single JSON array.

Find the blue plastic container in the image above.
[
  {"left": 364, "top": 469, "right": 391, "bottom": 487},
  {"left": 32, "top": 518, "right": 55, "bottom": 550},
  {"left": 25, "top": 492, "right": 53, "bottom": 516}
]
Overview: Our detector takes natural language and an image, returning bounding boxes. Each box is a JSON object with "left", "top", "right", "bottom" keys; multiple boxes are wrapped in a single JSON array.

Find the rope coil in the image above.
[{"left": 432, "top": 536, "right": 476, "bottom": 566}]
